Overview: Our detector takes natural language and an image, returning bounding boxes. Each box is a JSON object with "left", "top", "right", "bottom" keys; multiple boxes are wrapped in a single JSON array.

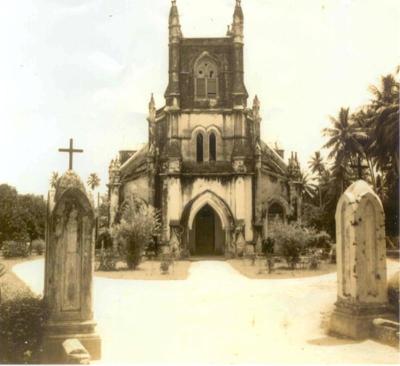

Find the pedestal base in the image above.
[
  {"left": 42, "top": 320, "right": 101, "bottom": 363},
  {"left": 329, "top": 301, "right": 390, "bottom": 340}
]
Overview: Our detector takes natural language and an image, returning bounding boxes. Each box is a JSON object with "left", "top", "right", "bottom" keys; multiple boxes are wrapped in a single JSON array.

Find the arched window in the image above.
[
  {"left": 195, "top": 57, "right": 218, "bottom": 99},
  {"left": 209, "top": 132, "right": 216, "bottom": 162},
  {"left": 196, "top": 133, "right": 204, "bottom": 162},
  {"left": 268, "top": 202, "right": 284, "bottom": 225}
]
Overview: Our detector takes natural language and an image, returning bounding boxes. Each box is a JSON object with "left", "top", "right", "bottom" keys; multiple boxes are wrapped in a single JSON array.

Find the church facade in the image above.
[{"left": 108, "top": 0, "right": 303, "bottom": 257}]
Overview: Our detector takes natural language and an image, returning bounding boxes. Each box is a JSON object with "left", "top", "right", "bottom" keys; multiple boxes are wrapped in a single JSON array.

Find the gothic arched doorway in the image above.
[{"left": 192, "top": 204, "right": 224, "bottom": 256}]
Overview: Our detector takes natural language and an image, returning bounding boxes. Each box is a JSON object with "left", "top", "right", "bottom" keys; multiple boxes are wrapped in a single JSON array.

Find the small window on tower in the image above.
[{"left": 194, "top": 56, "right": 218, "bottom": 100}]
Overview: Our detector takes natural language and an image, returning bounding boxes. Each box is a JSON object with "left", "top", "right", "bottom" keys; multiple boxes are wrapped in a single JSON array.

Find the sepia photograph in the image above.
[{"left": 0, "top": 0, "right": 399, "bottom": 364}]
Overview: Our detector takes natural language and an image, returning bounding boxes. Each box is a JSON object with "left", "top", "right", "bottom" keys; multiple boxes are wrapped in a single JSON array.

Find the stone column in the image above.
[
  {"left": 329, "top": 180, "right": 389, "bottom": 339},
  {"left": 43, "top": 170, "right": 101, "bottom": 362}
]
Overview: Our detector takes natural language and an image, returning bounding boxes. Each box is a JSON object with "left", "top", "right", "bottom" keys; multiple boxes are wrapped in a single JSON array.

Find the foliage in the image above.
[
  {"left": 160, "top": 260, "right": 170, "bottom": 275},
  {"left": 49, "top": 171, "right": 59, "bottom": 189},
  {"left": 87, "top": 173, "right": 101, "bottom": 191},
  {"left": 302, "top": 203, "right": 334, "bottom": 237},
  {"left": 98, "top": 248, "right": 117, "bottom": 271},
  {"left": 0, "top": 185, "right": 27, "bottom": 244},
  {"left": 31, "top": 239, "right": 45, "bottom": 255},
  {"left": 307, "top": 250, "right": 321, "bottom": 270},
  {"left": 96, "top": 229, "right": 113, "bottom": 250},
  {"left": 97, "top": 194, "right": 110, "bottom": 228},
  {"left": 305, "top": 229, "right": 331, "bottom": 251},
  {"left": 267, "top": 222, "right": 331, "bottom": 269},
  {"left": 0, "top": 295, "right": 48, "bottom": 364},
  {"left": 0, "top": 184, "right": 46, "bottom": 244},
  {"left": 387, "top": 271, "right": 399, "bottom": 310},
  {"left": 267, "top": 222, "right": 307, "bottom": 269},
  {"left": 312, "top": 68, "right": 399, "bottom": 238},
  {"left": 112, "top": 195, "right": 161, "bottom": 270},
  {"left": 2, "top": 241, "right": 30, "bottom": 258},
  {"left": 262, "top": 237, "right": 274, "bottom": 255},
  {"left": 261, "top": 238, "right": 275, "bottom": 273},
  {"left": 17, "top": 194, "right": 46, "bottom": 242}
]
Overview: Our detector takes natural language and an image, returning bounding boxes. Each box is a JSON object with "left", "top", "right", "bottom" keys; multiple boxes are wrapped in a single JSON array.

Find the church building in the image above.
[{"left": 108, "top": 0, "right": 303, "bottom": 257}]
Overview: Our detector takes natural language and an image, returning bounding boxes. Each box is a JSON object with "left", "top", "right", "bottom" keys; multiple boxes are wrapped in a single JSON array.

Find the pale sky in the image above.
[{"left": 1, "top": 0, "right": 399, "bottom": 196}]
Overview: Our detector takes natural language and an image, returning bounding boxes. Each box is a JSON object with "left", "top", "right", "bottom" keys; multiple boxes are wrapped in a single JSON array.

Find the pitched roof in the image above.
[{"left": 120, "top": 143, "right": 149, "bottom": 179}]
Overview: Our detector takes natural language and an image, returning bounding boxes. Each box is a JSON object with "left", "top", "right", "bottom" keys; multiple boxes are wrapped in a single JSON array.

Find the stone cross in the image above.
[
  {"left": 58, "top": 138, "right": 83, "bottom": 170},
  {"left": 43, "top": 170, "right": 101, "bottom": 362},
  {"left": 329, "top": 180, "right": 388, "bottom": 339}
]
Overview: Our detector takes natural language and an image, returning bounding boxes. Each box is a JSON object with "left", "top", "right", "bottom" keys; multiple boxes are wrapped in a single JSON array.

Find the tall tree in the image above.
[
  {"left": 369, "top": 74, "right": 399, "bottom": 177},
  {"left": 17, "top": 194, "right": 46, "bottom": 241},
  {"left": 308, "top": 151, "right": 325, "bottom": 176},
  {"left": 308, "top": 151, "right": 326, "bottom": 207},
  {"left": 87, "top": 173, "right": 101, "bottom": 191},
  {"left": 50, "top": 171, "right": 59, "bottom": 189},
  {"left": 323, "top": 107, "right": 369, "bottom": 192},
  {"left": 0, "top": 185, "right": 27, "bottom": 242}
]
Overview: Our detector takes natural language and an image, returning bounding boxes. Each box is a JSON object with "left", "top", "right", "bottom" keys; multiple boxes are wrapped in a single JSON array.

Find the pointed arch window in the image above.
[
  {"left": 209, "top": 132, "right": 216, "bottom": 162},
  {"left": 195, "top": 57, "right": 218, "bottom": 99},
  {"left": 196, "top": 133, "right": 204, "bottom": 162}
]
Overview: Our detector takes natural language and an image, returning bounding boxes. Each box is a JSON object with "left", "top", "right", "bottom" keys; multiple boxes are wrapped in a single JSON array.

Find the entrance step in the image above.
[{"left": 189, "top": 256, "right": 226, "bottom": 262}]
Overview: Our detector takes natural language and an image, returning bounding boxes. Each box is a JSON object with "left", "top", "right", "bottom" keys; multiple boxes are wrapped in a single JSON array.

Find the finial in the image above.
[
  {"left": 236, "top": 0, "right": 241, "bottom": 6},
  {"left": 253, "top": 94, "right": 260, "bottom": 107},
  {"left": 172, "top": 0, "right": 176, "bottom": 5},
  {"left": 149, "top": 93, "right": 155, "bottom": 107},
  {"left": 148, "top": 93, "right": 156, "bottom": 122}
]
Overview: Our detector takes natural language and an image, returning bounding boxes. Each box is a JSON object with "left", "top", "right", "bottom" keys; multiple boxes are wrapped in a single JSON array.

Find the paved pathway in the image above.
[{"left": 13, "top": 259, "right": 399, "bottom": 364}]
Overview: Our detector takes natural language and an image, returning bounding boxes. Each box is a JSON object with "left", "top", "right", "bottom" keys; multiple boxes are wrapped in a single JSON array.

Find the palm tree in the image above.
[
  {"left": 369, "top": 74, "right": 399, "bottom": 177},
  {"left": 50, "top": 171, "right": 59, "bottom": 189},
  {"left": 298, "top": 171, "right": 317, "bottom": 200},
  {"left": 323, "top": 107, "right": 369, "bottom": 192},
  {"left": 308, "top": 151, "right": 325, "bottom": 207},
  {"left": 87, "top": 173, "right": 101, "bottom": 191},
  {"left": 308, "top": 151, "right": 325, "bottom": 176}
]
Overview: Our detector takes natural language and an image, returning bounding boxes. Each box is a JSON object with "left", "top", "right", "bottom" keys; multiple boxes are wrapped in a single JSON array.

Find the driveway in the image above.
[{"left": 13, "top": 259, "right": 399, "bottom": 364}]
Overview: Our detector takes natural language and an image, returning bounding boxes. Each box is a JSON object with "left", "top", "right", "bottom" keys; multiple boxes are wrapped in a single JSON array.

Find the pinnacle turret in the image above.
[{"left": 169, "top": 0, "right": 182, "bottom": 43}]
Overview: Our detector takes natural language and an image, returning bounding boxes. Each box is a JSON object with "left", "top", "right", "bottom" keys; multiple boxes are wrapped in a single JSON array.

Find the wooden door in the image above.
[{"left": 195, "top": 205, "right": 215, "bottom": 255}]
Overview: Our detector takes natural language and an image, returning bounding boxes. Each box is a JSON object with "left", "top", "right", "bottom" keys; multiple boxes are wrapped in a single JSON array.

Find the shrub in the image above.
[
  {"left": 2, "top": 241, "right": 30, "bottom": 258},
  {"left": 112, "top": 195, "right": 161, "bottom": 270},
  {"left": 267, "top": 222, "right": 307, "bottom": 269},
  {"left": 306, "top": 230, "right": 331, "bottom": 252},
  {"left": 31, "top": 239, "right": 45, "bottom": 255},
  {"left": 98, "top": 248, "right": 117, "bottom": 271},
  {"left": 96, "top": 229, "right": 113, "bottom": 250},
  {"left": 0, "top": 295, "right": 47, "bottom": 364},
  {"left": 262, "top": 237, "right": 275, "bottom": 255},
  {"left": 160, "top": 260, "right": 170, "bottom": 275},
  {"left": 307, "top": 250, "right": 321, "bottom": 270}
]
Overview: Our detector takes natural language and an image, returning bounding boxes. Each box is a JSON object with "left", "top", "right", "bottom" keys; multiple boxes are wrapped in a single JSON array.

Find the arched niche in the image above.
[{"left": 262, "top": 196, "right": 290, "bottom": 237}]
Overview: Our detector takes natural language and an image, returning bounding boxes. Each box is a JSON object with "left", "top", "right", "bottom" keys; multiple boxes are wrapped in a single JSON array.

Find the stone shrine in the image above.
[
  {"left": 43, "top": 170, "right": 101, "bottom": 362},
  {"left": 329, "top": 180, "right": 389, "bottom": 339}
]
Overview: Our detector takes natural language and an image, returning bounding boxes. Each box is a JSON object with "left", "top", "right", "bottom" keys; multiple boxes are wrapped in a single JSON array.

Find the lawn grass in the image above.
[
  {"left": 0, "top": 256, "right": 39, "bottom": 302},
  {"left": 228, "top": 258, "right": 337, "bottom": 279},
  {"left": 95, "top": 260, "right": 192, "bottom": 280}
]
